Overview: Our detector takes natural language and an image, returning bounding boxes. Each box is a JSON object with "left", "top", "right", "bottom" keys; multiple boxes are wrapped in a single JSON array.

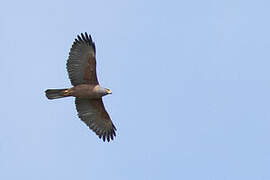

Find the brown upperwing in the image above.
[
  {"left": 75, "top": 98, "right": 116, "bottom": 142},
  {"left": 67, "top": 32, "right": 99, "bottom": 86},
  {"left": 83, "top": 51, "right": 99, "bottom": 85}
]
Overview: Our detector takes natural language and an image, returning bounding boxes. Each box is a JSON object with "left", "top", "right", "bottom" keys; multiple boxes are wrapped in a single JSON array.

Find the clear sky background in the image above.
[{"left": 1, "top": 0, "right": 270, "bottom": 179}]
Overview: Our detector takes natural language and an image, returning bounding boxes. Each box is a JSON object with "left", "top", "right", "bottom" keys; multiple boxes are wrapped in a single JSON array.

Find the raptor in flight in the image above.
[{"left": 45, "top": 33, "right": 116, "bottom": 142}]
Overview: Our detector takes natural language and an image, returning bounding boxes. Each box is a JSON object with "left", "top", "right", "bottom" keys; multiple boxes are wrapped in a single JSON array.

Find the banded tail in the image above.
[{"left": 45, "top": 89, "right": 69, "bottom": 100}]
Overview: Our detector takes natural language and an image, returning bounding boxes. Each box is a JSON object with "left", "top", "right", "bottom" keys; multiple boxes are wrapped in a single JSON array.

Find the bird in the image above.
[{"left": 45, "top": 32, "right": 116, "bottom": 142}]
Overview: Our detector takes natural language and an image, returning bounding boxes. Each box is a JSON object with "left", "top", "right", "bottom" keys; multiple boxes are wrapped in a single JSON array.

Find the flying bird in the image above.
[{"left": 45, "top": 33, "right": 116, "bottom": 142}]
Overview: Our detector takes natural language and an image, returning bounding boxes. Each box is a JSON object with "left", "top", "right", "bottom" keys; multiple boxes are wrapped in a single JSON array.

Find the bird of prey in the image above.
[{"left": 45, "top": 33, "right": 116, "bottom": 142}]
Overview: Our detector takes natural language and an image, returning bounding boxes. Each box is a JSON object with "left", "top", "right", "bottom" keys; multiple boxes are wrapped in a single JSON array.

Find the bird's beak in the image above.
[{"left": 107, "top": 89, "right": 112, "bottom": 94}]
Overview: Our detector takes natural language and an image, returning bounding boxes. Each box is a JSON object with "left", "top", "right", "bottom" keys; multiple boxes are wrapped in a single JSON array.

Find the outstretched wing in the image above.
[
  {"left": 75, "top": 98, "right": 116, "bottom": 142},
  {"left": 67, "top": 32, "right": 99, "bottom": 86}
]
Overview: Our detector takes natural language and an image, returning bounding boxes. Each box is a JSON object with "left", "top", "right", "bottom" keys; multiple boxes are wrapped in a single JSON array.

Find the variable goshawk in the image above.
[{"left": 45, "top": 33, "right": 116, "bottom": 142}]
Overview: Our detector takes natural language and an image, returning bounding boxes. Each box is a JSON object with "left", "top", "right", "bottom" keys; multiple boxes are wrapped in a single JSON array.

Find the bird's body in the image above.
[
  {"left": 70, "top": 84, "right": 109, "bottom": 99},
  {"left": 46, "top": 84, "right": 110, "bottom": 99},
  {"left": 74, "top": 85, "right": 111, "bottom": 98},
  {"left": 68, "top": 84, "right": 99, "bottom": 98},
  {"left": 45, "top": 33, "right": 116, "bottom": 142}
]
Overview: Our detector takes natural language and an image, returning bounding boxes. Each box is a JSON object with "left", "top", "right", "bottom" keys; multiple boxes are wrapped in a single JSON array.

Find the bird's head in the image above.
[{"left": 98, "top": 86, "right": 112, "bottom": 96}]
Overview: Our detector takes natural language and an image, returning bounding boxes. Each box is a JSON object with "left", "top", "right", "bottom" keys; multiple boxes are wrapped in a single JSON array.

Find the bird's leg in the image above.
[{"left": 62, "top": 89, "right": 71, "bottom": 96}]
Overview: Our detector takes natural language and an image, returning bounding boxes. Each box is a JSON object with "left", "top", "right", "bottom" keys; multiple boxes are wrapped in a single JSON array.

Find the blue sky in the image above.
[{"left": 1, "top": 0, "right": 270, "bottom": 179}]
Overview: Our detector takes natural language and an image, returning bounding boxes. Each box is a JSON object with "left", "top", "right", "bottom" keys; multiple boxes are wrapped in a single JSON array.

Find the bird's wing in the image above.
[
  {"left": 67, "top": 32, "right": 99, "bottom": 86},
  {"left": 75, "top": 98, "right": 116, "bottom": 142}
]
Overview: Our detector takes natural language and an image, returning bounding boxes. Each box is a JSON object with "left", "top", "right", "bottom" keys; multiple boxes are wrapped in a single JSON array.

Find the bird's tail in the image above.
[{"left": 45, "top": 88, "right": 69, "bottom": 100}]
